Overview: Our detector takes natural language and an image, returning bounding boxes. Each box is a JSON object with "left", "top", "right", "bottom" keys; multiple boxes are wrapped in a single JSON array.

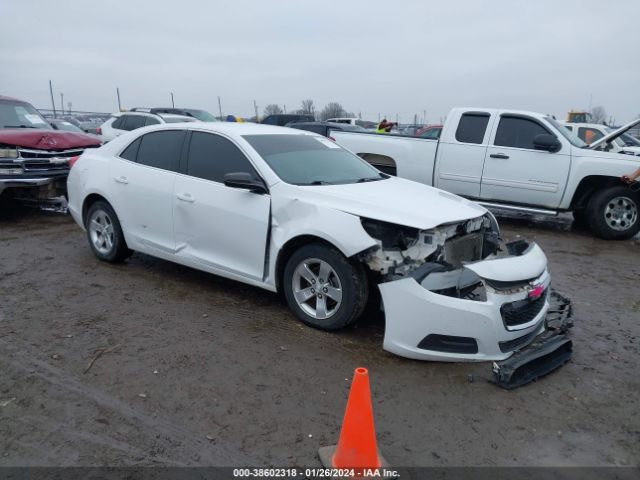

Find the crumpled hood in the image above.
[
  {"left": 0, "top": 129, "right": 101, "bottom": 149},
  {"left": 275, "top": 176, "right": 487, "bottom": 230}
]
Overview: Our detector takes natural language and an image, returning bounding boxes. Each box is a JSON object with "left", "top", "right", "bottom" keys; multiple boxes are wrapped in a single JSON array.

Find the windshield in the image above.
[
  {"left": 0, "top": 100, "right": 52, "bottom": 129},
  {"left": 605, "top": 127, "right": 640, "bottom": 148},
  {"left": 243, "top": 134, "right": 385, "bottom": 186},
  {"left": 186, "top": 109, "right": 217, "bottom": 122},
  {"left": 546, "top": 116, "right": 586, "bottom": 147}
]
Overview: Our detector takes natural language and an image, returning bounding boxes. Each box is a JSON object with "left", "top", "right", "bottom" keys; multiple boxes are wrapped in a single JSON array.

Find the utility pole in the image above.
[
  {"left": 171, "top": 92, "right": 175, "bottom": 107},
  {"left": 284, "top": 104, "right": 287, "bottom": 114},
  {"left": 217, "top": 96, "right": 223, "bottom": 119},
  {"left": 253, "top": 100, "right": 259, "bottom": 122},
  {"left": 60, "top": 93, "right": 64, "bottom": 115},
  {"left": 68, "top": 102, "right": 72, "bottom": 114},
  {"left": 49, "top": 80, "right": 57, "bottom": 118},
  {"left": 116, "top": 87, "right": 122, "bottom": 111},
  {"left": 423, "top": 109, "right": 426, "bottom": 125}
]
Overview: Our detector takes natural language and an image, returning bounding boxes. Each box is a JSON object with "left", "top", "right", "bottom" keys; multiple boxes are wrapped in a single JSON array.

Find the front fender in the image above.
[{"left": 266, "top": 195, "right": 377, "bottom": 286}]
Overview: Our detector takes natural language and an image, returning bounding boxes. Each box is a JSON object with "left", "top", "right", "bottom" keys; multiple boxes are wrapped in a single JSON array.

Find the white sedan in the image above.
[{"left": 67, "top": 122, "right": 570, "bottom": 372}]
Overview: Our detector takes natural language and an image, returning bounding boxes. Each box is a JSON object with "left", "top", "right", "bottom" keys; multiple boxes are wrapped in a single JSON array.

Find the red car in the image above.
[
  {"left": 0, "top": 95, "right": 101, "bottom": 201},
  {"left": 415, "top": 124, "right": 443, "bottom": 140}
]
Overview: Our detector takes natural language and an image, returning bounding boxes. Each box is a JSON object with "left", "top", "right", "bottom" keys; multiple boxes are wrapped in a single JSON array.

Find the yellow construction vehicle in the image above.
[{"left": 567, "top": 110, "right": 591, "bottom": 123}]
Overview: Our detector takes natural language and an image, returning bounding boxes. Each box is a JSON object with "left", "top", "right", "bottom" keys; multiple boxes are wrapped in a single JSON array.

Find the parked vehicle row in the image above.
[
  {"left": 332, "top": 108, "right": 640, "bottom": 239},
  {"left": 98, "top": 111, "right": 197, "bottom": 142}
]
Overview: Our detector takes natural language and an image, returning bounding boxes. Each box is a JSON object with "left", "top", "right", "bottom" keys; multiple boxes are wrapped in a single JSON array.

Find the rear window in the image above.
[
  {"left": 136, "top": 130, "right": 185, "bottom": 172},
  {"left": 455, "top": 113, "right": 490, "bottom": 144}
]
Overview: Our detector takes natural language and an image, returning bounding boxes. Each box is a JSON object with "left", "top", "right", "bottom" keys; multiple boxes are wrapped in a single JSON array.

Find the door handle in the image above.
[
  {"left": 114, "top": 176, "right": 129, "bottom": 184},
  {"left": 490, "top": 153, "right": 510, "bottom": 159},
  {"left": 176, "top": 193, "right": 195, "bottom": 203}
]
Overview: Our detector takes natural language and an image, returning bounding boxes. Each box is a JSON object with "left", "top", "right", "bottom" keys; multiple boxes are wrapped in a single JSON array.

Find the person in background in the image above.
[
  {"left": 621, "top": 167, "right": 640, "bottom": 183},
  {"left": 376, "top": 119, "right": 396, "bottom": 133}
]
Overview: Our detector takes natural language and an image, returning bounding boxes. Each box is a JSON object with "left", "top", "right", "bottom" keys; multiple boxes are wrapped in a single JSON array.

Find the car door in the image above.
[
  {"left": 173, "top": 131, "right": 271, "bottom": 280},
  {"left": 481, "top": 114, "right": 571, "bottom": 208},
  {"left": 110, "top": 130, "right": 186, "bottom": 255},
  {"left": 433, "top": 111, "right": 493, "bottom": 199}
]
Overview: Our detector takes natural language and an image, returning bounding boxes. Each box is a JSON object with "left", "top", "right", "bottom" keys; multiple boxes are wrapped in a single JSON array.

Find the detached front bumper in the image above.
[{"left": 379, "top": 242, "right": 561, "bottom": 363}]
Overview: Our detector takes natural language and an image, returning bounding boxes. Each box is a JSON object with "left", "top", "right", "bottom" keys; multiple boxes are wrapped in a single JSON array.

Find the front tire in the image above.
[
  {"left": 283, "top": 243, "right": 368, "bottom": 330},
  {"left": 85, "top": 201, "right": 132, "bottom": 262},
  {"left": 586, "top": 186, "right": 640, "bottom": 240}
]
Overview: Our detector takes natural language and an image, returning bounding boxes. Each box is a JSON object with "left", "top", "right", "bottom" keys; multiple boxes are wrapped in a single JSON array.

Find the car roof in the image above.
[
  {"left": 135, "top": 122, "right": 315, "bottom": 137},
  {"left": 0, "top": 95, "right": 25, "bottom": 102}
]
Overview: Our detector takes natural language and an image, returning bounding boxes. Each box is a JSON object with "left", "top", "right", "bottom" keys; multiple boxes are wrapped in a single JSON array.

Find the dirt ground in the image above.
[{"left": 1, "top": 202, "right": 639, "bottom": 468}]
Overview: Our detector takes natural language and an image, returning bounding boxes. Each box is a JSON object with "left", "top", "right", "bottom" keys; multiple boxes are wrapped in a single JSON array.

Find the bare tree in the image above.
[
  {"left": 263, "top": 104, "right": 283, "bottom": 116},
  {"left": 319, "top": 102, "right": 346, "bottom": 121},
  {"left": 299, "top": 99, "right": 315, "bottom": 118},
  {"left": 590, "top": 106, "right": 607, "bottom": 124}
]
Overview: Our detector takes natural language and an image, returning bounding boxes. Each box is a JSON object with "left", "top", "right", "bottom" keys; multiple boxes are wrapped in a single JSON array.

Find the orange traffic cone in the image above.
[{"left": 318, "top": 367, "right": 388, "bottom": 474}]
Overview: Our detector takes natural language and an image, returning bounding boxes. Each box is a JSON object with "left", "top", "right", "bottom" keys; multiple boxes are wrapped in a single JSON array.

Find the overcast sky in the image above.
[{"left": 2, "top": 0, "right": 639, "bottom": 123}]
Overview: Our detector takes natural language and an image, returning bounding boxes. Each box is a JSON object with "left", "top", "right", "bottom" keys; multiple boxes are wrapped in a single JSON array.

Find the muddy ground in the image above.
[{"left": 0, "top": 202, "right": 639, "bottom": 468}]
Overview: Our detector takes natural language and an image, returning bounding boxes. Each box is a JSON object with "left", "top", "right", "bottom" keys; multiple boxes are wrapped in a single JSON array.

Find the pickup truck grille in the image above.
[
  {"left": 500, "top": 290, "right": 547, "bottom": 328},
  {"left": 17, "top": 147, "right": 87, "bottom": 159}
]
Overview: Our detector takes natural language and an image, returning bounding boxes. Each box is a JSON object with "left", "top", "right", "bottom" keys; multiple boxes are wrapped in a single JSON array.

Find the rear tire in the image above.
[
  {"left": 283, "top": 243, "right": 368, "bottom": 330},
  {"left": 586, "top": 186, "right": 640, "bottom": 240},
  {"left": 85, "top": 201, "right": 132, "bottom": 262}
]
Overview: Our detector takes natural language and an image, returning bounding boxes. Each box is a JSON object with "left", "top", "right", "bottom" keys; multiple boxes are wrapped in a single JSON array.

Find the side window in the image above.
[
  {"left": 145, "top": 116, "right": 161, "bottom": 126},
  {"left": 111, "top": 116, "right": 125, "bottom": 129},
  {"left": 494, "top": 116, "right": 551, "bottom": 150},
  {"left": 121, "top": 115, "right": 147, "bottom": 131},
  {"left": 136, "top": 130, "right": 185, "bottom": 172},
  {"left": 455, "top": 113, "right": 490, "bottom": 144},
  {"left": 261, "top": 116, "right": 277, "bottom": 125},
  {"left": 577, "top": 127, "right": 604, "bottom": 145},
  {"left": 120, "top": 137, "right": 141, "bottom": 161},
  {"left": 187, "top": 132, "right": 258, "bottom": 183},
  {"left": 564, "top": 125, "right": 573, "bottom": 131}
]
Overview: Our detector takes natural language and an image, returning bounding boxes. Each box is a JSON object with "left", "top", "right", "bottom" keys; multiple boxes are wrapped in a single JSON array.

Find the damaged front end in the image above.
[{"left": 359, "top": 213, "right": 574, "bottom": 388}]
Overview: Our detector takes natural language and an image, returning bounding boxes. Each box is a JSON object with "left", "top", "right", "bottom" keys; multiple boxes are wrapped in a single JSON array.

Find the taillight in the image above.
[
  {"left": 68, "top": 155, "right": 80, "bottom": 168},
  {"left": 96, "top": 127, "right": 102, "bottom": 135},
  {"left": 329, "top": 136, "right": 336, "bottom": 141}
]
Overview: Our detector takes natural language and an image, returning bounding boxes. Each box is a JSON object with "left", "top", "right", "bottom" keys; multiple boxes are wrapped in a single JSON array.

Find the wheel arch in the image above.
[
  {"left": 569, "top": 175, "right": 622, "bottom": 210},
  {"left": 357, "top": 153, "right": 397, "bottom": 176},
  {"left": 274, "top": 235, "right": 346, "bottom": 294}
]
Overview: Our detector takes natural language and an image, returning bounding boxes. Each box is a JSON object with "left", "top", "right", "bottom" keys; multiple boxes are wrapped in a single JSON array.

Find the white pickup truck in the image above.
[{"left": 332, "top": 108, "right": 640, "bottom": 239}]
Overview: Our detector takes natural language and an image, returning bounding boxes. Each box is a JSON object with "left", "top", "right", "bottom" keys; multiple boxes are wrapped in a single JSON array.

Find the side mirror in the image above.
[
  {"left": 533, "top": 134, "right": 561, "bottom": 153},
  {"left": 223, "top": 172, "right": 268, "bottom": 194}
]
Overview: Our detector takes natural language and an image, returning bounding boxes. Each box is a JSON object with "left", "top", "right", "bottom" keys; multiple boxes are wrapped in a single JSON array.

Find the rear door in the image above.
[
  {"left": 434, "top": 111, "right": 493, "bottom": 198},
  {"left": 110, "top": 130, "right": 185, "bottom": 254},
  {"left": 481, "top": 114, "right": 571, "bottom": 208},
  {"left": 173, "top": 131, "right": 271, "bottom": 280}
]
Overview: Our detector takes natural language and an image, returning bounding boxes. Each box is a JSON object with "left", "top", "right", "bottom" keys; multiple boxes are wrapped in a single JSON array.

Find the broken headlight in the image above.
[{"left": 361, "top": 218, "right": 419, "bottom": 249}]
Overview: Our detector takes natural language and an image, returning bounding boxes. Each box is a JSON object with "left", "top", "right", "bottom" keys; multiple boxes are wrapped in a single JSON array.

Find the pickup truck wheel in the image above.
[
  {"left": 586, "top": 187, "right": 640, "bottom": 240},
  {"left": 86, "top": 201, "right": 132, "bottom": 262},
  {"left": 283, "top": 243, "right": 368, "bottom": 331}
]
